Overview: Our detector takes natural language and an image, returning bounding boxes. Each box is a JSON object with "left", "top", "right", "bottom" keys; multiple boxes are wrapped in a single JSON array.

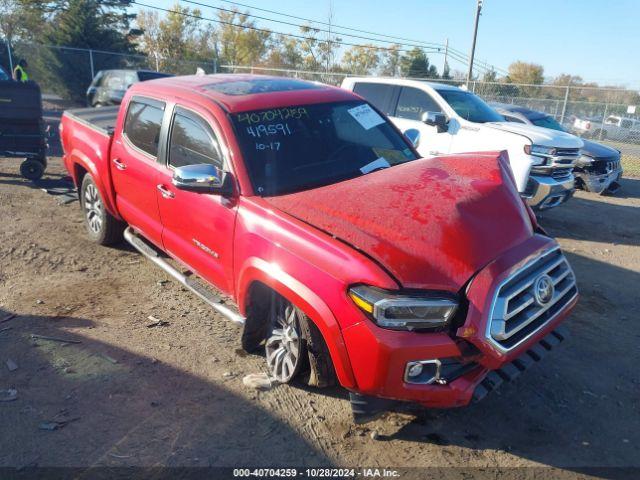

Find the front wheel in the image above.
[
  {"left": 80, "top": 174, "right": 124, "bottom": 245},
  {"left": 265, "top": 299, "right": 305, "bottom": 383}
]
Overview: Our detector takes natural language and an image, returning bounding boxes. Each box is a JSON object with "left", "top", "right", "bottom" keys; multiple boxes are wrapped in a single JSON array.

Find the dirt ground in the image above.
[{"left": 0, "top": 151, "right": 639, "bottom": 478}]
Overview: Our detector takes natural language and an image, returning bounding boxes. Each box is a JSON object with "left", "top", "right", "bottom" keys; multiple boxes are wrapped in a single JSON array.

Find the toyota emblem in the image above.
[{"left": 534, "top": 274, "right": 554, "bottom": 306}]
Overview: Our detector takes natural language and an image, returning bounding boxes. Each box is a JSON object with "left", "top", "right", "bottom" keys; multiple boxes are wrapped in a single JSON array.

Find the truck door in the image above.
[
  {"left": 390, "top": 86, "right": 453, "bottom": 157},
  {"left": 110, "top": 96, "right": 166, "bottom": 247},
  {"left": 155, "top": 105, "right": 237, "bottom": 295}
]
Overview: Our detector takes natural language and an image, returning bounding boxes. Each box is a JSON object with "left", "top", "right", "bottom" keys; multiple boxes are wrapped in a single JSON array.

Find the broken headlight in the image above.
[{"left": 348, "top": 285, "right": 458, "bottom": 331}]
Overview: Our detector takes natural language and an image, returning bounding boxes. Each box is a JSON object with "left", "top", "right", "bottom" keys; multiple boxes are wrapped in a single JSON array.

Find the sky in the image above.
[{"left": 138, "top": 0, "right": 640, "bottom": 89}]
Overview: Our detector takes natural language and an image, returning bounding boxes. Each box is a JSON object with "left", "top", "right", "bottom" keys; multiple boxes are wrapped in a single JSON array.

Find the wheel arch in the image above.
[
  {"left": 69, "top": 151, "right": 120, "bottom": 220},
  {"left": 238, "top": 258, "right": 357, "bottom": 389}
]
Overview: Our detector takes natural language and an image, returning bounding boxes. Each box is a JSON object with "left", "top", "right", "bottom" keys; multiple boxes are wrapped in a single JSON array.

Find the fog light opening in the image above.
[{"left": 404, "top": 359, "right": 442, "bottom": 384}]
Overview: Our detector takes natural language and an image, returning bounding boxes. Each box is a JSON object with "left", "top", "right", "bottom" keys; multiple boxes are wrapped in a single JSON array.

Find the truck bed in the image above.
[{"left": 63, "top": 106, "right": 120, "bottom": 136}]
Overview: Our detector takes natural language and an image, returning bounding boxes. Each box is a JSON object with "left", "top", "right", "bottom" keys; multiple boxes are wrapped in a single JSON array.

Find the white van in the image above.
[{"left": 341, "top": 77, "right": 584, "bottom": 210}]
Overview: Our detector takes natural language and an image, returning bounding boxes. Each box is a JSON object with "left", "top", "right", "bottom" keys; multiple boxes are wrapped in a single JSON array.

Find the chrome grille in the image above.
[
  {"left": 551, "top": 168, "right": 573, "bottom": 180},
  {"left": 488, "top": 248, "right": 577, "bottom": 351},
  {"left": 550, "top": 148, "right": 580, "bottom": 167}
]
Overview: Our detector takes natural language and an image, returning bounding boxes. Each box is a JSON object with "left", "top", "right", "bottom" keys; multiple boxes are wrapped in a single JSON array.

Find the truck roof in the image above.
[
  {"left": 131, "top": 74, "right": 356, "bottom": 113},
  {"left": 342, "top": 76, "right": 462, "bottom": 92}
]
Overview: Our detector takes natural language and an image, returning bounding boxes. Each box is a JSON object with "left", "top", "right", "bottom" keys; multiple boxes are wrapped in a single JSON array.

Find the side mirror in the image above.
[
  {"left": 421, "top": 112, "right": 448, "bottom": 133},
  {"left": 172, "top": 164, "right": 234, "bottom": 197},
  {"left": 404, "top": 128, "right": 421, "bottom": 148}
]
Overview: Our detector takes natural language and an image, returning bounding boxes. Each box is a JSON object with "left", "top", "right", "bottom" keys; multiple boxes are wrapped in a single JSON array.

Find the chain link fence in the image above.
[{"left": 3, "top": 42, "right": 639, "bottom": 176}]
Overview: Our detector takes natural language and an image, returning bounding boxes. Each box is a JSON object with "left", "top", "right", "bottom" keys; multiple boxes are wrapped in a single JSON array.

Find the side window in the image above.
[
  {"left": 123, "top": 97, "right": 165, "bottom": 157},
  {"left": 395, "top": 86, "right": 442, "bottom": 120},
  {"left": 106, "top": 72, "right": 126, "bottom": 90},
  {"left": 352, "top": 82, "right": 396, "bottom": 115},
  {"left": 91, "top": 71, "right": 104, "bottom": 87},
  {"left": 168, "top": 107, "right": 223, "bottom": 169},
  {"left": 504, "top": 114, "right": 526, "bottom": 124}
]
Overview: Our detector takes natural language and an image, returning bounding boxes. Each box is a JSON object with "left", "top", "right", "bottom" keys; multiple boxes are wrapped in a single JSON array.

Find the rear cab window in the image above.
[
  {"left": 352, "top": 82, "right": 398, "bottom": 116},
  {"left": 230, "top": 101, "right": 418, "bottom": 196},
  {"left": 123, "top": 96, "right": 165, "bottom": 157}
]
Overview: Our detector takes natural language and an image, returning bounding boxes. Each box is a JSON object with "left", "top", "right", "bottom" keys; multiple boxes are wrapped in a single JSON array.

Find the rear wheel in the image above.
[
  {"left": 20, "top": 159, "right": 45, "bottom": 181},
  {"left": 80, "top": 174, "right": 124, "bottom": 245}
]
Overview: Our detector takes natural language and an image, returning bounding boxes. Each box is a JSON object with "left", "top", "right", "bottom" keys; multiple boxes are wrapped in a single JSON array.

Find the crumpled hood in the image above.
[
  {"left": 581, "top": 138, "right": 620, "bottom": 159},
  {"left": 265, "top": 152, "right": 534, "bottom": 291},
  {"left": 486, "top": 122, "right": 584, "bottom": 149}
]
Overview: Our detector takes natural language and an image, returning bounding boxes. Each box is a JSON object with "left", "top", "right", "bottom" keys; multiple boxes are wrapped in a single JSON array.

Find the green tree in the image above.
[
  {"left": 400, "top": 47, "right": 438, "bottom": 78},
  {"left": 481, "top": 68, "right": 497, "bottom": 82},
  {"left": 379, "top": 44, "right": 401, "bottom": 77},
  {"left": 266, "top": 34, "right": 304, "bottom": 70},
  {"left": 341, "top": 44, "right": 379, "bottom": 75},
  {"left": 297, "top": 25, "right": 340, "bottom": 71},
  {"left": 506, "top": 61, "right": 544, "bottom": 85},
  {"left": 441, "top": 61, "right": 452, "bottom": 80},
  {"left": 212, "top": 9, "right": 271, "bottom": 67},
  {"left": 42, "top": 0, "right": 136, "bottom": 101},
  {"left": 136, "top": 4, "right": 211, "bottom": 74}
]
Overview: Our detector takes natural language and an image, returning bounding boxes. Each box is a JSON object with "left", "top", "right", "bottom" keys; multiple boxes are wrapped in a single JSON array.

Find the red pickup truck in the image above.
[{"left": 60, "top": 75, "right": 578, "bottom": 421}]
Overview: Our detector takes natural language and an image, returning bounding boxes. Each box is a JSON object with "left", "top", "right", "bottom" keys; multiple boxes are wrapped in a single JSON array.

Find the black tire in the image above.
[
  {"left": 299, "top": 312, "right": 336, "bottom": 388},
  {"left": 20, "top": 159, "right": 45, "bottom": 181},
  {"left": 80, "top": 174, "right": 124, "bottom": 245}
]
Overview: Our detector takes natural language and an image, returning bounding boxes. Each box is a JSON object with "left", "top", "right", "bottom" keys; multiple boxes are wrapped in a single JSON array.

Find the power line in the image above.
[
  {"left": 133, "top": 0, "right": 443, "bottom": 56},
  {"left": 133, "top": 0, "right": 501, "bottom": 75},
  {"left": 201, "top": 0, "right": 508, "bottom": 74}
]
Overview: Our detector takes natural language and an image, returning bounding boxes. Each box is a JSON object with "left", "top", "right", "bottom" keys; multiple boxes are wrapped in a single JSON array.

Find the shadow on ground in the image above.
[{"left": 0, "top": 308, "right": 332, "bottom": 470}]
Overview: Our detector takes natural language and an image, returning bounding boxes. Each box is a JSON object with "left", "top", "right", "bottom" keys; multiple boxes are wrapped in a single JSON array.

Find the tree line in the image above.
[{"left": 0, "top": 0, "right": 637, "bottom": 109}]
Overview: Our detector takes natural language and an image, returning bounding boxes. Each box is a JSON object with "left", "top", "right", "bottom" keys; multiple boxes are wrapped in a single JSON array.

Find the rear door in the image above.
[
  {"left": 110, "top": 95, "right": 166, "bottom": 247},
  {"left": 390, "top": 86, "right": 453, "bottom": 156},
  {"left": 155, "top": 105, "right": 237, "bottom": 294}
]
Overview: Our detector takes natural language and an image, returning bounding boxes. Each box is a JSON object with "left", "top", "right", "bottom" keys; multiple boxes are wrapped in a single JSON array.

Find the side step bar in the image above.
[{"left": 124, "top": 227, "right": 245, "bottom": 325}]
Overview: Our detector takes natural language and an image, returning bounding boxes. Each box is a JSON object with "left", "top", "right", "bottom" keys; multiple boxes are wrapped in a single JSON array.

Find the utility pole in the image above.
[
  {"left": 443, "top": 38, "right": 449, "bottom": 75},
  {"left": 466, "top": 0, "right": 483, "bottom": 87},
  {"left": 6, "top": 41, "right": 13, "bottom": 73}
]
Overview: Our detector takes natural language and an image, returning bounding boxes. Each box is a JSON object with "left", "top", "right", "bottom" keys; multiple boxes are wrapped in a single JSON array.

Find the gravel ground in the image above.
[{"left": 0, "top": 154, "right": 638, "bottom": 479}]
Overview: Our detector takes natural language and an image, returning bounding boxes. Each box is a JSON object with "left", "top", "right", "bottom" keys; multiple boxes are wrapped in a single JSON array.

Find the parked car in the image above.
[
  {"left": 60, "top": 74, "right": 577, "bottom": 421},
  {"left": 573, "top": 114, "right": 640, "bottom": 142},
  {"left": 0, "top": 78, "right": 48, "bottom": 179},
  {"left": 342, "top": 77, "right": 583, "bottom": 210},
  {"left": 86, "top": 69, "right": 173, "bottom": 107},
  {"left": 493, "top": 104, "right": 623, "bottom": 194}
]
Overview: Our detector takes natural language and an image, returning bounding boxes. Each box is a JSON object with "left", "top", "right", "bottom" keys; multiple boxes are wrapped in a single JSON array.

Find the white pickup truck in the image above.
[{"left": 342, "top": 77, "right": 584, "bottom": 210}]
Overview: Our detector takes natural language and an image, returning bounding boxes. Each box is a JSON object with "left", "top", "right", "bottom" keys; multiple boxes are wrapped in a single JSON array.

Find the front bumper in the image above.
[
  {"left": 341, "top": 236, "right": 577, "bottom": 417},
  {"left": 575, "top": 166, "right": 623, "bottom": 194},
  {"left": 349, "top": 326, "right": 570, "bottom": 421},
  {"left": 523, "top": 174, "right": 575, "bottom": 210}
]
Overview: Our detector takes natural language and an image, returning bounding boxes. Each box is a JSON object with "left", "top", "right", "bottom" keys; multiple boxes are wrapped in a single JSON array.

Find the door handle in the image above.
[
  {"left": 156, "top": 184, "right": 175, "bottom": 199},
  {"left": 112, "top": 157, "right": 126, "bottom": 170}
]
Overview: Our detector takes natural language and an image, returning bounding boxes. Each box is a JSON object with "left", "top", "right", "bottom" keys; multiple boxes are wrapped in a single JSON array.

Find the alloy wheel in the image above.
[
  {"left": 84, "top": 183, "right": 104, "bottom": 234},
  {"left": 265, "top": 302, "right": 303, "bottom": 383}
]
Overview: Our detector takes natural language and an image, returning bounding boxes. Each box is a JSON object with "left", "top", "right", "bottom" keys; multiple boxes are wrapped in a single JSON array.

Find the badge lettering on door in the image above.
[{"left": 193, "top": 238, "right": 219, "bottom": 259}]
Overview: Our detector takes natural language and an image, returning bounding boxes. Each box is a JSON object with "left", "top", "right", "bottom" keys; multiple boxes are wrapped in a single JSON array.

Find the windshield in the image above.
[
  {"left": 231, "top": 101, "right": 418, "bottom": 196},
  {"left": 436, "top": 89, "right": 504, "bottom": 123},
  {"left": 530, "top": 115, "right": 566, "bottom": 132}
]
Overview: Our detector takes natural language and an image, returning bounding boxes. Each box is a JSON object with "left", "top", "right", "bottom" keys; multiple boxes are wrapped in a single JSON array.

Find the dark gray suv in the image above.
[{"left": 86, "top": 69, "right": 172, "bottom": 107}]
